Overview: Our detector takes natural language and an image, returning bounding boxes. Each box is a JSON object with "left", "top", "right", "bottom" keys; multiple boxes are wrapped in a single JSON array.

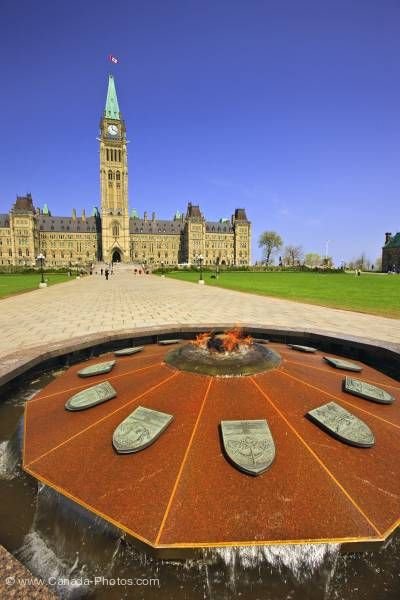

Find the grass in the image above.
[
  {"left": 0, "top": 273, "right": 72, "bottom": 299},
  {"left": 163, "top": 271, "right": 400, "bottom": 318}
]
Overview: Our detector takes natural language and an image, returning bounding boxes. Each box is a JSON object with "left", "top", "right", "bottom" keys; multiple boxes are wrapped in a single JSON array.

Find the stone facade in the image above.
[
  {"left": 382, "top": 232, "right": 400, "bottom": 272},
  {"left": 0, "top": 75, "right": 251, "bottom": 268}
]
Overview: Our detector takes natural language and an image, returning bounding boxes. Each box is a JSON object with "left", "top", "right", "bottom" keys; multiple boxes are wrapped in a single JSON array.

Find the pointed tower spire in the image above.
[{"left": 104, "top": 74, "right": 120, "bottom": 120}]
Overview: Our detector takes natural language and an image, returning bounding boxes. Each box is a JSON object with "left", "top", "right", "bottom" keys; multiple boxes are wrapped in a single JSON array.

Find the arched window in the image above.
[
  {"left": 116, "top": 171, "right": 120, "bottom": 181},
  {"left": 26, "top": 249, "right": 29, "bottom": 256},
  {"left": 106, "top": 149, "right": 109, "bottom": 161},
  {"left": 108, "top": 170, "right": 113, "bottom": 180},
  {"left": 18, "top": 249, "right": 22, "bottom": 256},
  {"left": 118, "top": 150, "right": 121, "bottom": 162}
]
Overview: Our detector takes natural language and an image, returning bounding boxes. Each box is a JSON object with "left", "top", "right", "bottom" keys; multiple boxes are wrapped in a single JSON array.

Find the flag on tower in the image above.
[{"left": 108, "top": 54, "right": 119, "bottom": 64}]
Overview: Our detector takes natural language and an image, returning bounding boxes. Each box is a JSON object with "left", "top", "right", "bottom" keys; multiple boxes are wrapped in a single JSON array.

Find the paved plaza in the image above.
[{"left": 0, "top": 267, "right": 399, "bottom": 382}]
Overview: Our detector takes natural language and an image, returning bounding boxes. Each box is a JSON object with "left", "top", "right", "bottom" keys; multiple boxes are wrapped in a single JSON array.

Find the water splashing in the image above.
[
  {"left": 0, "top": 440, "right": 19, "bottom": 479},
  {"left": 206, "top": 543, "right": 340, "bottom": 581},
  {"left": 16, "top": 531, "right": 89, "bottom": 599}
]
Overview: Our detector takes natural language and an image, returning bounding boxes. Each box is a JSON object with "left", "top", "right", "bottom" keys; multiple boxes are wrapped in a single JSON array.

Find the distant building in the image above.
[
  {"left": 382, "top": 232, "right": 400, "bottom": 272},
  {"left": 0, "top": 75, "right": 251, "bottom": 268}
]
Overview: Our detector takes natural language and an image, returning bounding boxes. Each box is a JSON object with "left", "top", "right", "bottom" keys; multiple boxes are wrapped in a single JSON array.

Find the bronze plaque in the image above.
[
  {"left": 114, "top": 346, "right": 144, "bottom": 356},
  {"left": 288, "top": 344, "right": 317, "bottom": 353},
  {"left": 323, "top": 356, "right": 362, "bottom": 372},
  {"left": 344, "top": 376, "right": 394, "bottom": 404},
  {"left": 113, "top": 406, "right": 173, "bottom": 454},
  {"left": 221, "top": 420, "right": 275, "bottom": 475},
  {"left": 307, "top": 401, "right": 375, "bottom": 447},
  {"left": 158, "top": 339, "right": 181, "bottom": 345},
  {"left": 78, "top": 360, "right": 116, "bottom": 378},
  {"left": 65, "top": 381, "right": 117, "bottom": 411}
]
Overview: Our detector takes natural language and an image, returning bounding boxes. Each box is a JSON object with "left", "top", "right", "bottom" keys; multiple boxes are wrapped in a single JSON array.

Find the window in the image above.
[
  {"left": 116, "top": 171, "right": 120, "bottom": 181},
  {"left": 118, "top": 150, "right": 121, "bottom": 162},
  {"left": 108, "top": 170, "right": 113, "bottom": 180}
]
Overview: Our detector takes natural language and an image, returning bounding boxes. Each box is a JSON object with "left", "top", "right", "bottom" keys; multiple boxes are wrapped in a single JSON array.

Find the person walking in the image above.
[{"left": 105, "top": 268, "right": 109, "bottom": 280}]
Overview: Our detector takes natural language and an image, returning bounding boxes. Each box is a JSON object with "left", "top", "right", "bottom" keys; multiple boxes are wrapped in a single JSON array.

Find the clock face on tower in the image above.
[{"left": 107, "top": 124, "right": 119, "bottom": 136}]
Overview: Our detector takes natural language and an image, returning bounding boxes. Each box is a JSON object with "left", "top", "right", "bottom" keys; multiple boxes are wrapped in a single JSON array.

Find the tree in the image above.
[
  {"left": 354, "top": 253, "right": 371, "bottom": 271},
  {"left": 304, "top": 253, "right": 322, "bottom": 267},
  {"left": 322, "top": 256, "right": 334, "bottom": 268},
  {"left": 283, "top": 245, "right": 303, "bottom": 266},
  {"left": 258, "top": 231, "right": 283, "bottom": 266},
  {"left": 375, "top": 256, "right": 382, "bottom": 272}
]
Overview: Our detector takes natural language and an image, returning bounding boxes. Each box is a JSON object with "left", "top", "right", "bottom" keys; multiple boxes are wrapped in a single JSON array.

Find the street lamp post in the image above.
[
  {"left": 36, "top": 252, "right": 46, "bottom": 287},
  {"left": 197, "top": 254, "right": 204, "bottom": 284},
  {"left": 161, "top": 260, "right": 165, "bottom": 277},
  {"left": 215, "top": 257, "right": 220, "bottom": 280}
]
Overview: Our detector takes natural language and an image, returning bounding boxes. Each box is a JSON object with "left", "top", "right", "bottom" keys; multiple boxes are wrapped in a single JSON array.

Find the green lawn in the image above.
[
  {"left": 163, "top": 271, "right": 400, "bottom": 318},
  {"left": 0, "top": 273, "right": 72, "bottom": 299}
]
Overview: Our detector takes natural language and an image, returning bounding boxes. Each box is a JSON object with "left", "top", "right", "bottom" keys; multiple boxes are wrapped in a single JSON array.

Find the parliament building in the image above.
[{"left": 0, "top": 75, "right": 251, "bottom": 269}]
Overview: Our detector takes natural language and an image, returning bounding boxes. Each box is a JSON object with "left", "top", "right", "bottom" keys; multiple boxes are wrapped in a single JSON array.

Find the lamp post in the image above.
[
  {"left": 36, "top": 252, "right": 46, "bottom": 287},
  {"left": 161, "top": 260, "right": 165, "bottom": 278},
  {"left": 215, "top": 257, "right": 220, "bottom": 280},
  {"left": 197, "top": 254, "right": 204, "bottom": 284}
]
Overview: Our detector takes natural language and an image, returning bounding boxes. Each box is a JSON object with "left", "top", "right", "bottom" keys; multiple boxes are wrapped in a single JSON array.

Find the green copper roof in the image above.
[
  {"left": 130, "top": 208, "right": 139, "bottom": 219},
  {"left": 42, "top": 203, "right": 50, "bottom": 215},
  {"left": 92, "top": 206, "right": 100, "bottom": 217},
  {"left": 385, "top": 233, "right": 400, "bottom": 248},
  {"left": 105, "top": 74, "right": 120, "bottom": 120}
]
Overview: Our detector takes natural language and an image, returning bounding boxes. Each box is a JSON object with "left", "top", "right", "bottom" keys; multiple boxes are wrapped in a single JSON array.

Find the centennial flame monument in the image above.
[{"left": 22, "top": 331, "right": 400, "bottom": 557}]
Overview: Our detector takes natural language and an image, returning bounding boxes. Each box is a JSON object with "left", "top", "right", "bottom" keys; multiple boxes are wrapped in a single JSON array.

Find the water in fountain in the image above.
[
  {"left": 16, "top": 484, "right": 125, "bottom": 599},
  {"left": 0, "top": 432, "right": 20, "bottom": 480}
]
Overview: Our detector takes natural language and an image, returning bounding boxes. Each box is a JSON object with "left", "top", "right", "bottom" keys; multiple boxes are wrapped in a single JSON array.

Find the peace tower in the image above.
[{"left": 99, "top": 75, "right": 130, "bottom": 263}]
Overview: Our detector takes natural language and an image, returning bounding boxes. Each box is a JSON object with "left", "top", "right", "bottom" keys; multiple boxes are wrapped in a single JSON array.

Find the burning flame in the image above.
[
  {"left": 192, "top": 332, "right": 212, "bottom": 347},
  {"left": 222, "top": 328, "right": 253, "bottom": 352},
  {"left": 192, "top": 328, "right": 253, "bottom": 353}
]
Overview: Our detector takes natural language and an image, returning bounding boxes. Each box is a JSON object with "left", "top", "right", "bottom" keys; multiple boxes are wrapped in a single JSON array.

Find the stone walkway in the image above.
[{"left": 0, "top": 268, "right": 399, "bottom": 363}]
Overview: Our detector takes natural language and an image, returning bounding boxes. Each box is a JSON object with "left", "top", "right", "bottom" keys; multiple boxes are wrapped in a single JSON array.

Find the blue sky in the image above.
[{"left": 1, "top": 0, "right": 399, "bottom": 264}]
